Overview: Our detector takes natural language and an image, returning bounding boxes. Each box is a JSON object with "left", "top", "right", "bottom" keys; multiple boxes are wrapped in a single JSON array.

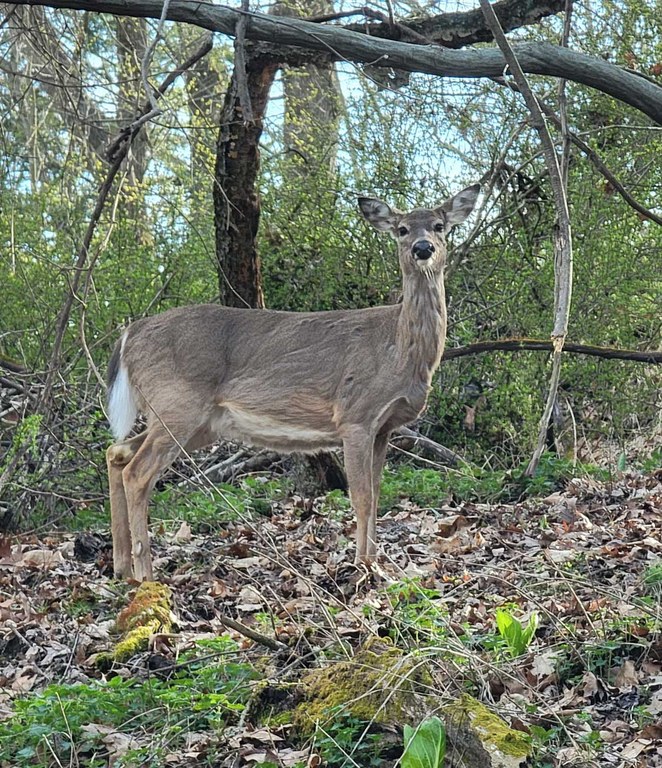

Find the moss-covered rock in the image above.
[
  {"left": 444, "top": 694, "right": 531, "bottom": 768},
  {"left": 112, "top": 581, "right": 173, "bottom": 662},
  {"left": 291, "top": 641, "right": 431, "bottom": 737}
]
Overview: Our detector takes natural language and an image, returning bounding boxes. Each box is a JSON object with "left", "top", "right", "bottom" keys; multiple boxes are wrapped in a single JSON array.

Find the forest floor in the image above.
[{"left": 1, "top": 465, "right": 662, "bottom": 767}]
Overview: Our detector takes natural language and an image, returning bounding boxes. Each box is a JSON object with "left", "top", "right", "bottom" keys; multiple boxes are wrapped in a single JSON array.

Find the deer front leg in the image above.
[
  {"left": 342, "top": 427, "right": 377, "bottom": 564},
  {"left": 107, "top": 432, "right": 147, "bottom": 578},
  {"left": 367, "top": 431, "right": 390, "bottom": 558}
]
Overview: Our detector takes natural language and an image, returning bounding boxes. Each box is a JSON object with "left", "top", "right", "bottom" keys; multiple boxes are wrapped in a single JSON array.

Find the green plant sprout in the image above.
[{"left": 495, "top": 609, "right": 538, "bottom": 657}]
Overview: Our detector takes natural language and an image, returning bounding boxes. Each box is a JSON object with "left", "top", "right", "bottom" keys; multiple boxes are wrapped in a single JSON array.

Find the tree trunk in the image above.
[
  {"left": 275, "top": 0, "right": 341, "bottom": 176},
  {"left": 213, "top": 51, "right": 276, "bottom": 308},
  {"left": 115, "top": 16, "right": 149, "bottom": 187}
]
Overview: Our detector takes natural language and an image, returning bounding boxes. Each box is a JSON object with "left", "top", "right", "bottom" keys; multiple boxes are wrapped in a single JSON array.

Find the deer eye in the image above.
[
  {"left": 434, "top": 222, "right": 445, "bottom": 232},
  {"left": 398, "top": 226, "right": 409, "bottom": 237}
]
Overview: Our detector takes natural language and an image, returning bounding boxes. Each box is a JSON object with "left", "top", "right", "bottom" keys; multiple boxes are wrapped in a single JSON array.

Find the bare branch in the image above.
[
  {"left": 542, "top": 107, "right": 662, "bottom": 227},
  {"left": 443, "top": 338, "right": 662, "bottom": 364},
  {"left": 140, "top": 0, "right": 170, "bottom": 115},
  {"left": 218, "top": 614, "right": 288, "bottom": 652},
  {"left": 233, "top": 0, "right": 254, "bottom": 123}
]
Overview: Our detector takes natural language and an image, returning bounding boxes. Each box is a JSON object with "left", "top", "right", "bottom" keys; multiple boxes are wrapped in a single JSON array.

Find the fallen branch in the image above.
[
  {"left": 218, "top": 614, "right": 288, "bottom": 652},
  {"left": 0, "top": 356, "right": 27, "bottom": 374},
  {"left": 0, "top": 377, "right": 32, "bottom": 397},
  {"left": 214, "top": 451, "right": 281, "bottom": 484},
  {"left": 392, "top": 426, "right": 463, "bottom": 466}
]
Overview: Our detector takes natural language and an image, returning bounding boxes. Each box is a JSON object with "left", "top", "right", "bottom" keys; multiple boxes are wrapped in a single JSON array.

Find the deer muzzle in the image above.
[{"left": 412, "top": 240, "right": 435, "bottom": 261}]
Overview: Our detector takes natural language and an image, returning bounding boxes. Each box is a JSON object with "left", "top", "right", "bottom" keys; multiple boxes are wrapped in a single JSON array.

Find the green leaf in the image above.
[
  {"left": 617, "top": 452, "right": 627, "bottom": 472},
  {"left": 496, "top": 609, "right": 523, "bottom": 655},
  {"left": 401, "top": 716, "right": 446, "bottom": 768},
  {"left": 521, "top": 613, "right": 539, "bottom": 647}
]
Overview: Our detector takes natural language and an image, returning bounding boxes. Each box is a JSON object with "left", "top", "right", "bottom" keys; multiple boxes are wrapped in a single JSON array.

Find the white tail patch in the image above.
[{"left": 108, "top": 335, "right": 137, "bottom": 441}]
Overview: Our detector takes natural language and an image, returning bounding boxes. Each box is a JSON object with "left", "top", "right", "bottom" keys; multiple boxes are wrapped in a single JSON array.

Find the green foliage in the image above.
[
  {"left": 384, "top": 578, "right": 450, "bottom": 644},
  {"left": 495, "top": 609, "right": 539, "bottom": 658},
  {"left": 1, "top": 637, "right": 255, "bottom": 768},
  {"left": 313, "top": 714, "right": 386, "bottom": 768},
  {"left": 1, "top": 413, "right": 42, "bottom": 469},
  {"left": 641, "top": 449, "right": 662, "bottom": 473},
  {"left": 380, "top": 453, "right": 601, "bottom": 512},
  {"left": 401, "top": 716, "right": 446, "bottom": 768},
  {"left": 149, "top": 476, "right": 290, "bottom": 530},
  {"left": 642, "top": 563, "right": 662, "bottom": 589},
  {"left": 2, "top": 0, "right": 662, "bottom": 530}
]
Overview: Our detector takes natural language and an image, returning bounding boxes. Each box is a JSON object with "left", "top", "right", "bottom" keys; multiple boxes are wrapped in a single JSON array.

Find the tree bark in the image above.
[{"left": 345, "top": 0, "right": 565, "bottom": 48}]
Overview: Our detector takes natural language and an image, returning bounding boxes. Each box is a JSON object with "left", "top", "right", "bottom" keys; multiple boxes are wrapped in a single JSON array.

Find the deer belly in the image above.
[{"left": 212, "top": 404, "right": 341, "bottom": 452}]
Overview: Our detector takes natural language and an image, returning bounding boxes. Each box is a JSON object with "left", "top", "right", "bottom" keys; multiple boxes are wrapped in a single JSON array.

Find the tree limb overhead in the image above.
[{"left": 9, "top": 0, "right": 662, "bottom": 125}]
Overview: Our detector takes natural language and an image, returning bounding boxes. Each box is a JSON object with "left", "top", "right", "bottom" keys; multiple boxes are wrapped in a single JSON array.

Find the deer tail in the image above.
[{"left": 107, "top": 332, "right": 137, "bottom": 441}]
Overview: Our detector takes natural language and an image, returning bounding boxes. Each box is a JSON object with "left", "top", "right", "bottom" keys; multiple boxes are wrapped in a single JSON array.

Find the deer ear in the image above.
[
  {"left": 358, "top": 197, "right": 398, "bottom": 232},
  {"left": 437, "top": 184, "right": 480, "bottom": 230}
]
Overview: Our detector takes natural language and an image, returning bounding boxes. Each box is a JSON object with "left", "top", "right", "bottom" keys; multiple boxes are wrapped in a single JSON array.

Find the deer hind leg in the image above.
[
  {"left": 107, "top": 431, "right": 148, "bottom": 578},
  {"left": 121, "top": 425, "right": 193, "bottom": 581},
  {"left": 343, "top": 426, "right": 379, "bottom": 564}
]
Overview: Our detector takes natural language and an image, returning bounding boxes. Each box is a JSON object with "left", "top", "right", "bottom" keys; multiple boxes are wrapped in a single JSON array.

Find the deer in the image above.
[{"left": 106, "top": 184, "right": 480, "bottom": 580}]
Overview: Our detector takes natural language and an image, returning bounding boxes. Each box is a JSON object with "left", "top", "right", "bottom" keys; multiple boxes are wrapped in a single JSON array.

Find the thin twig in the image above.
[
  {"left": 542, "top": 106, "right": 662, "bottom": 227},
  {"left": 489, "top": 75, "right": 662, "bottom": 228}
]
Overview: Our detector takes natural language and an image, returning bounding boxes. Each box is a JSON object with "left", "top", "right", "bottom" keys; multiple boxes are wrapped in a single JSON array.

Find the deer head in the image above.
[{"left": 358, "top": 184, "right": 480, "bottom": 276}]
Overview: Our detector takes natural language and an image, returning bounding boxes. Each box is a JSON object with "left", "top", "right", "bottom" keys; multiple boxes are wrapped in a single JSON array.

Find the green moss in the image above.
[
  {"left": 292, "top": 642, "right": 431, "bottom": 737},
  {"left": 113, "top": 581, "right": 173, "bottom": 662},
  {"left": 116, "top": 581, "right": 172, "bottom": 631},
  {"left": 445, "top": 694, "right": 531, "bottom": 760}
]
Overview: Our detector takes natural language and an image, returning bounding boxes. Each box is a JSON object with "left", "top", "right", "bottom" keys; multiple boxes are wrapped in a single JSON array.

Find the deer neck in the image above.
[{"left": 396, "top": 269, "right": 447, "bottom": 379}]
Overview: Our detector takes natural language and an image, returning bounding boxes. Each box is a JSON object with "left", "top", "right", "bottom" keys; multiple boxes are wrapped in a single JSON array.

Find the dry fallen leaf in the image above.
[
  {"left": 236, "top": 585, "right": 265, "bottom": 612},
  {"left": 644, "top": 688, "right": 662, "bottom": 716},
  {"left": 17, "top": 549, "right": 65, "bottom": 569},
  {"left": 434, "top": 514, "right": 471, "bottom": 538},
  {"left": 530, "top": 651, "right": 557, "bottom": 679},
  {"left": 172, "top": 521, "right": 193, "bottom": 542},
  {"left": 614, "top": 659, "right": 639, "bottom": 689}
]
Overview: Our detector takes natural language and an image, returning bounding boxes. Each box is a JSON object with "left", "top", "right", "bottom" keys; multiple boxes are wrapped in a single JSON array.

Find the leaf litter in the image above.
[{"left": 1, "top": 469, "right": 662, "bottom": 766}]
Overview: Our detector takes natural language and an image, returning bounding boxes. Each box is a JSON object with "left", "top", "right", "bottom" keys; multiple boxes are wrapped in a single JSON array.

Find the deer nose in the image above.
[{"left": 412, "top": 240, "right": 435, "bottom": 260}]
